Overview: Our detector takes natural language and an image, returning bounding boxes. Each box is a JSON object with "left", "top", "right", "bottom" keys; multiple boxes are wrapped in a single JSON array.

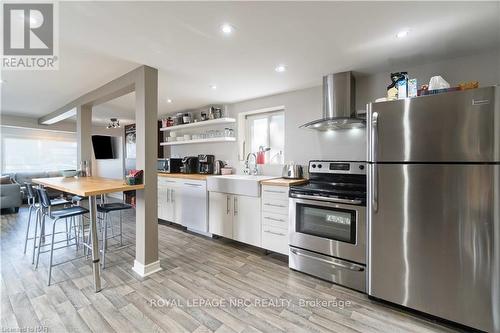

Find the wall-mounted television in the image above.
[{"left": 92, "top": 135, "right": 115, "bottom": 159}]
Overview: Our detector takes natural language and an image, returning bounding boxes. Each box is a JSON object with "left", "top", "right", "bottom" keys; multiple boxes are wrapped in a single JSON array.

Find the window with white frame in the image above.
[
  {"left": 0, "top": 126, "right": 77, "bottom": 173},
  {"left": 243, "top": 109, "right": 284, "bottom": 164}
]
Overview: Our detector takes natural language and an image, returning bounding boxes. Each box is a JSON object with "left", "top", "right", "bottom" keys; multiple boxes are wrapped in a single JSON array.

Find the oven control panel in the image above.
[{"left": 308, "top": 161, "right": 366, "bottom": 175}]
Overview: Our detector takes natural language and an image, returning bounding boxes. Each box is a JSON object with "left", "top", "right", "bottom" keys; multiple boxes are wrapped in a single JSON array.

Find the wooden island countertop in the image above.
[{"left": 32, "top": 176, "right": 144, "bottom": 196}]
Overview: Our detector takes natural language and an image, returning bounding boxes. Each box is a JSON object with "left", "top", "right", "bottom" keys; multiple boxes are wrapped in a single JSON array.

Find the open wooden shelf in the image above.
[
  {"left": 159, "top": 117, "right": 236, "bottom": 132},
  {"left": 160, "top": 137, "right": 236, "bottom": 146}
]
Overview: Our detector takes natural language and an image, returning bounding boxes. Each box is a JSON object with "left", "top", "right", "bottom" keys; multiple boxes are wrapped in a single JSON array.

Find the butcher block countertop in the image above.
[
  {"left": 260, "top": 178, "right": 307, "bottom": 187},
  {"left": 158, "top": 172, "right": 209, "bottom": 181},
  {"left": 158, "top": 173, "right": 307, "bottom": 185}
]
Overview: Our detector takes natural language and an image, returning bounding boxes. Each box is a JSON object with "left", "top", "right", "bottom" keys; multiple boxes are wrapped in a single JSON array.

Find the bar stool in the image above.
[
  {"left": 23, "top": 182, "right": 38, "bottom": 255},
  {"left": 34, "top": 188, "right": 89, "bottom": 285},
  {"left": 97, "top": 202, "right": 132, "bottom": 268},
  {"left": 23, "top": 183, "right": 71, "bottom": 263}
]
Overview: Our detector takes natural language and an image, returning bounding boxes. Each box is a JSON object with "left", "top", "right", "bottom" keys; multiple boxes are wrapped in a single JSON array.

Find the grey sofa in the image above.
[
  {"left": 0, "top": 171, "right": 64, "bottom": 213},
  {"left": 0, "top": 180, "right": 22, "bottom": 213},
  {"left": 12, "top": 171, "right": 63, "bottom": 199}
]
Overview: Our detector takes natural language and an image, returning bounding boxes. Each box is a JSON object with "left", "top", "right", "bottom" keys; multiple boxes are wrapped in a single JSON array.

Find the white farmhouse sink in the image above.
[{"left": 207, "top": 175, "right": 276, "bottom": 197}]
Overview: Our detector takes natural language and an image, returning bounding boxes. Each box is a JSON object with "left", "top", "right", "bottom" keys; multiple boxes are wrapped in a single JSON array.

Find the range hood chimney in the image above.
[{"left": 300, "top": 71, "right": 365, "bottom": 130}]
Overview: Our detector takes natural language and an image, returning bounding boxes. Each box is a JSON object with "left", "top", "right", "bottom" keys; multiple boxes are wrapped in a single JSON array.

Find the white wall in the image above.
[
  {"left": 356, "top": 49, "right": 500, "bottom": 110},
  {"left": 170, "top": 50, "right": 500, "bottom": 174},
  {"left": 91, "top": 126, "right": 124, "bottom": 180}
]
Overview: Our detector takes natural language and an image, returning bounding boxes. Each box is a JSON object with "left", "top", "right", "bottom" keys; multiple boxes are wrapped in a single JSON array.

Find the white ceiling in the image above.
[{"left": 1, "top": 2, "right": 499, "bottom": 124}]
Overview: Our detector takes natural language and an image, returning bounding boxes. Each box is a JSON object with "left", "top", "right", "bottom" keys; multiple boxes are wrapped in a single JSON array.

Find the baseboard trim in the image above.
[{"left": 132, "top": 260, "right": 162, "bottom": 277}]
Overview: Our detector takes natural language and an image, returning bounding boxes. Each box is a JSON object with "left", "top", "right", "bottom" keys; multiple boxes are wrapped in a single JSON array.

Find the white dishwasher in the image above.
[{"left": 180, "top": 180, "right": 208, "bottom": 234}]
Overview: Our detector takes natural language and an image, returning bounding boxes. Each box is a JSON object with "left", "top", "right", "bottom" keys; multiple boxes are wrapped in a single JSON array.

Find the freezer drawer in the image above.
[
  {"left": 367, "top": 86, "right": 500, "bottom": 163},
  {"left": 368, "top": 164, "right": 500, "bottom": 332}
]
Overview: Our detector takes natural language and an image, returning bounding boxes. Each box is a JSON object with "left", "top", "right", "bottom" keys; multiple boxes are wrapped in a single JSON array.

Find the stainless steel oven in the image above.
[{"left": 288, "top": 161, "right": 367, "bottom": 292}]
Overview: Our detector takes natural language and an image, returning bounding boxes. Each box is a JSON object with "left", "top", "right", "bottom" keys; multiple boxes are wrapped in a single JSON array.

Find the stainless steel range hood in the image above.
[{"left": 300, "top": 71, "right": 365, "bottom": 130}]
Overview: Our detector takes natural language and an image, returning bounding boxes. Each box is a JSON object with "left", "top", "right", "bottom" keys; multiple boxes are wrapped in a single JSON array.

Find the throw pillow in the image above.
[{"left": 0, "top": 176, "right": 13, "bottom": 184}]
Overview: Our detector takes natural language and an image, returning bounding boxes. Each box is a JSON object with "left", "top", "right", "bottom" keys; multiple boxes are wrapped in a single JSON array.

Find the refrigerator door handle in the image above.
[
  {"left": 371, "top": 112, "right": 379, "bottom": 212},
  {"left": 371, "top": 112, "right": 378, "bottom": 162},
  {"left": 372, "top": 164, "right": 378, "bottom": 212}
]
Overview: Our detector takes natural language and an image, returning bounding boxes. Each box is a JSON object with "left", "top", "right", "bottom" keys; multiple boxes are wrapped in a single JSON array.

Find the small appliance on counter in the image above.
[
  {"left": 157, "top": 159, "right": 166, "bottom": 172},
  {"left": 160, "top": 158, "right": 183, "bottom": 173},
  {"left": 198, "top": 155, "right": 215, "bottom": 174},
  {"left": 181, "top": 156, "right": 199, "bottom": 174},
  {"left": 282, "top": 163, "right": 303, "bottom": 179},
  {"left": 213, "top": 160, "right": 226, "bottom": 175}
]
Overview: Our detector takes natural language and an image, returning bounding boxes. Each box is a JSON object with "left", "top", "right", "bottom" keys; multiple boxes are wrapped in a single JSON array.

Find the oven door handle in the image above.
[
  {"left": 290, "top": 193, "right": 362, "bottom": 205},
  {"left": 290, "top": 248, "right": 365, "bottom": 272}
]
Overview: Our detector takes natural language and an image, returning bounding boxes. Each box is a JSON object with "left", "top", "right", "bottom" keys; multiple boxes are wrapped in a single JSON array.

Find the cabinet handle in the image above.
[
  {"left": 184, "top": 182, "right": 202, "bottom": 187},
  {"left": 234, "top": 197, "right": 238, "bottom": 216},
  {"left": 172, "top": 189, "right": 175, "bottom": 203},
  {"left": 264, "top": 216, "right": 285, "bottom": 222},
  {"left": 264, "top": 230, "right": 286, "bottom": 236},
  {"left": 226, "top": 196, "right": 230, "bottom": 214},
  {"left": 264, "top": 203, "right": 287, "bottom": 208},
  {"left": 264, "top": 190, "right": 287, "bottom": 194},
  {"left": 167, "top": 188, "right": 170, "bottom": 202}
]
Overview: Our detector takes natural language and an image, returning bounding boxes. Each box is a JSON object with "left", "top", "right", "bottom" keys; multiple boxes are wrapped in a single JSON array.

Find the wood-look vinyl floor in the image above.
[{"left": 1, "top": 205, "right": 462, "bottom": 333}]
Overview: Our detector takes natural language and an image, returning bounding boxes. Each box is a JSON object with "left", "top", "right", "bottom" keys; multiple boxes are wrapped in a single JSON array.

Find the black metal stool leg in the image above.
[
  {"left": 32, "top": 207, "right": 41, "bottom": 264},
  {"left": 47, "top": 218, "right": 58, "bottom": 286},
  {"left": 24, "top": 203, "right": 34, "bottom": 254}
]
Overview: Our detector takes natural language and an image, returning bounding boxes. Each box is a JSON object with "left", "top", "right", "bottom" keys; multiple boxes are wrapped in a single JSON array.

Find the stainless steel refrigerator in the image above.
[{"left": 367, "top": 86, "right": 500, "bottom": 332}]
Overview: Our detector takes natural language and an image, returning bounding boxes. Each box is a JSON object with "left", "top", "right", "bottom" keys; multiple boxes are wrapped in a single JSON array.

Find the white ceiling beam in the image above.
[{"left": 38, "top": 67, "right": 139, "bottom": 125}]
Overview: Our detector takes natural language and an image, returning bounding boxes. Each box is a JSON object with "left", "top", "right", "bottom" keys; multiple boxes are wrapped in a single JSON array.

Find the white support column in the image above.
[
  {"left": 132, "top": 66, "right": 161, "bottom": 277},
  {"left": 76, "top": 105, "right": 92, "bottom": 166}
]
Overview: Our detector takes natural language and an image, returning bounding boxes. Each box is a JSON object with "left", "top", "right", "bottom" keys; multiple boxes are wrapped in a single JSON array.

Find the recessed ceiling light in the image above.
[
  {"left": 275, "top": 64, "right": 287, "bottom": 73},
  {"left": 210, "top": 84, "right": 217, "bottom": 90},
  {"left": 221, "top": 23, "right": 234, "bottom": 35},
  {"left": 166, "top": 98, "right": 173, "bottom": 103},
  {"left": 396, "top": 29, "right": 410, "bottom": 38}
]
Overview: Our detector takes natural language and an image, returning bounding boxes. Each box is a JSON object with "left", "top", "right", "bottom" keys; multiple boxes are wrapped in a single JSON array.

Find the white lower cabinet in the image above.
[
  {"left": 261, "top": 185, "right": 289, "bottom": 255},
  {"left": 233, "top": 195, "right": 261, "bottom": 247},
  {"left": 209, "top": 192, "right": 233, "bottom": 238},
  {"left": 158, "top": 177, "right": 208, "bottom": 234},
  {"left": 209, "top": 192, "right": 261, "bottom": 247},
  {"left": 158, "top": 177, "right": 179, "bottom": 222}
]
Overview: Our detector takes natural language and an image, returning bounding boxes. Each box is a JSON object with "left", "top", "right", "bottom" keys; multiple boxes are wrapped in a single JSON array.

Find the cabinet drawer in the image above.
[
  {"left": 262, "top": 226, "right": 289, "bottom": 255},
  {"left": 182, "top": 180, "right": 206, "bottom": 191},
  {"left": 262, "top": 185, "right": 289, "bottom": 202},
  {"left": 262, "top": 198, "right": 289, "bottom": 215},
  {"left": 262, "top": 211, "right": 288, "bottom": 229},
  {"left": 162, "top": 177, "right": 179, "bottom": 184}
]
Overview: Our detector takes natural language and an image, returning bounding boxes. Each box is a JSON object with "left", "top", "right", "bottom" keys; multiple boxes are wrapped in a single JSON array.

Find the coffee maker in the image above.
[
  {"left": 198, "top": 154, "right": 215, "bottom": 174},
  {"left": 181, "top": 156, "right": 199, "bottom": 174}
]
